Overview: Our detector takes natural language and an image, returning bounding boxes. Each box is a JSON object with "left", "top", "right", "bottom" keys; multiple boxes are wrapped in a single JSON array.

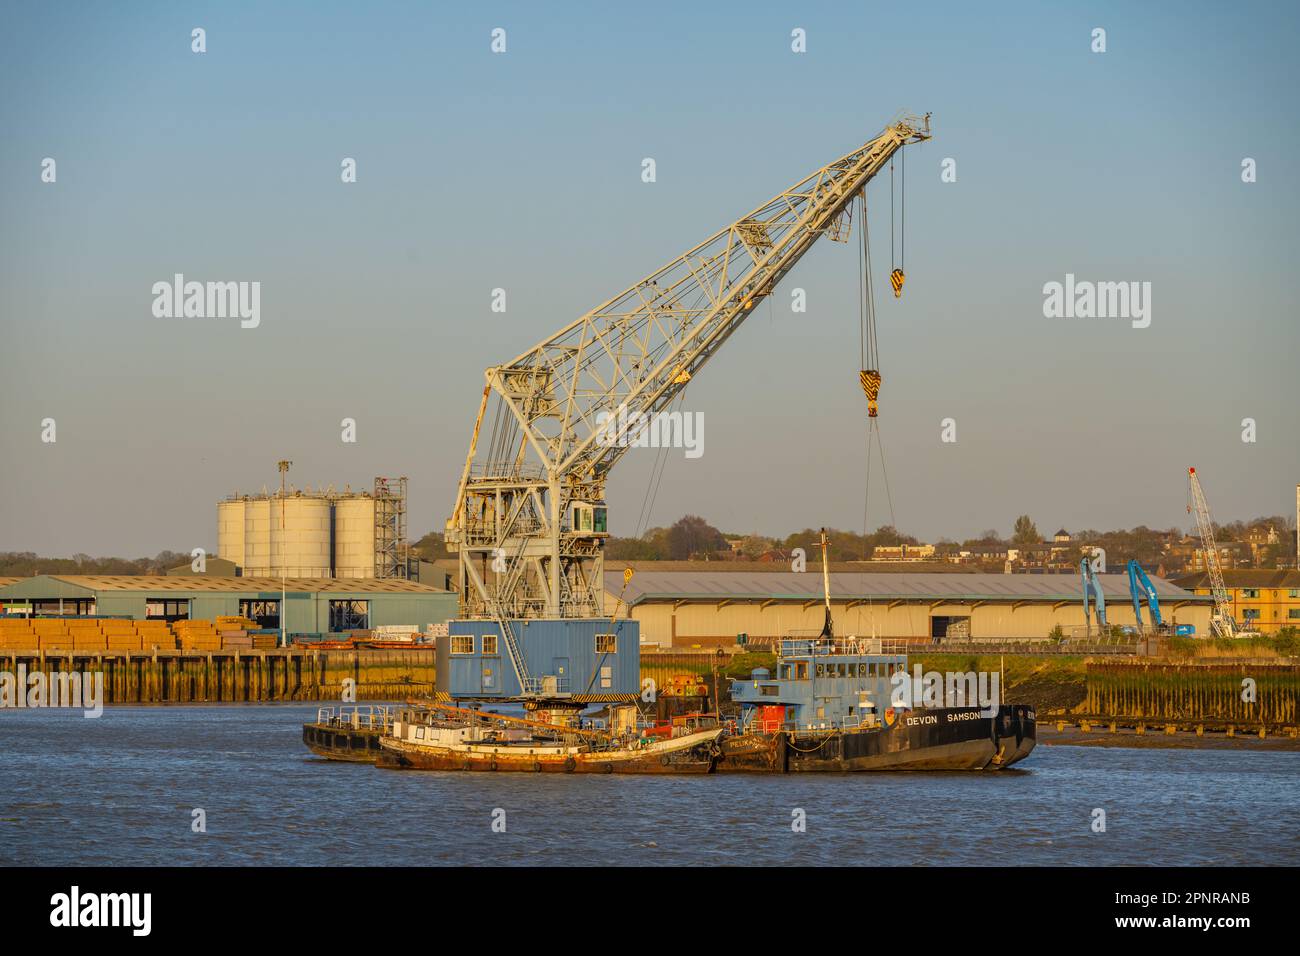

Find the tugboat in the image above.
[
  {"left": 376, "top": 701, "right": 723, "bottom": 774},
  {"left": 716, "top": 531, "right": 1035, "bottom": 772},
  {"left": 717, "top": 641, "right": 1035, "bottom": 771}
]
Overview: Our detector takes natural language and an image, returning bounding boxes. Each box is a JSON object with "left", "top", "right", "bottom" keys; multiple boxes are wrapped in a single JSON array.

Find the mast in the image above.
[{"left": 819, "top": 527, "right": 833, "bottom": 639}]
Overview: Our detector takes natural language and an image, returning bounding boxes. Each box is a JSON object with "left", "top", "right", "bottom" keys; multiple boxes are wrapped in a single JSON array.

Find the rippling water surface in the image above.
[{"left": 2, "top": 704, "right": 1296, "bottom": 866}]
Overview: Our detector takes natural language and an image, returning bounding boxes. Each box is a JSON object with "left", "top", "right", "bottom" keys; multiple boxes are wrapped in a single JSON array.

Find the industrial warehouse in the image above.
[
  {"left": 604, "top": 568, "right": 1214, "bottom": 648},
  {"left": 0, "top": 575, "right": 454, "bottom": 635}
]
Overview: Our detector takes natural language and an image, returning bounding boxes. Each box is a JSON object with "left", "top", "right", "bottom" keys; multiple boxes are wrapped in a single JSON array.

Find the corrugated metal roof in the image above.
[
  {"left": 1173, "top": 570, "right": 1300, "bottom": 589},
  {"left": 606, "top": 559, "right": 978, "bottom": 574},
  {"left": 607, "top": 570, "right": 1209, "bottom": 604},
  {"left": 0, "top": 575, "right": 447, "bottom": 595}
]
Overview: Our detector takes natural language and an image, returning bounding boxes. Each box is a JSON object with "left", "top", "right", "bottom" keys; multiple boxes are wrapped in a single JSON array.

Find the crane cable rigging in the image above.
[
  {"left": 857, "top": 191, "right": 882, "bottom": 419},
  {"left": 855, "top": 177, "right": 917, "bottom": 643},
  {"left": 889, "top": 147, "right": 906, "bottom": 297}
]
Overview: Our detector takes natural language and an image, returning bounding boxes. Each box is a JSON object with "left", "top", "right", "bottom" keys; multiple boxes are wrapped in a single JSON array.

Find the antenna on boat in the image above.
[{"left": 819, "top": 528, "right": 833, "bottom": 639}]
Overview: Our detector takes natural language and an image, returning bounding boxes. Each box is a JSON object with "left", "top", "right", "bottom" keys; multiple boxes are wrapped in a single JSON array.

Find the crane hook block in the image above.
[
  {"left": 859, "top": 369, "right": 882, "bottom": 418},
  {"left": 889, "top": 268, "right": 906, "bottom": 298}
]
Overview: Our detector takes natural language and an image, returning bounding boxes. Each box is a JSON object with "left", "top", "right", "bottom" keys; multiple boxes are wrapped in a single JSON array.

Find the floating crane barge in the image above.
[{"left": 304, "top": 111, "right": 1036, "bottom": 774}]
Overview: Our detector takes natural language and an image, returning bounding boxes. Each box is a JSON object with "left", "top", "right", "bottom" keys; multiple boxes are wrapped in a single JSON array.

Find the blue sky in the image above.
[{"left": 1, "top": 1, "right": 1297, "bottom": 555}]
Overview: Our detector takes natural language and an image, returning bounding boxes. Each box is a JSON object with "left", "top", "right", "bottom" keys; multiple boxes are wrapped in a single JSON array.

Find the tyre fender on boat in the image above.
[{"left": 563, "top": 756, "right": 576, "bottom": 773}]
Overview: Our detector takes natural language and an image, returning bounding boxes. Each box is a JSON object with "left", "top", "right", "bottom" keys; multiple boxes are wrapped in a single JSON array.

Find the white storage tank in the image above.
[
  {"left": 334, "top": 495, "right": 376, "bottom": 578},
  {"left": 271, "top": 494, "right": 332, "bottom": 577},
  {"left": 243, "top": 497, "right": 273, "bottom": 576},
  {"left": 217, "top": 499, "right": 246, "bottom": 566}
]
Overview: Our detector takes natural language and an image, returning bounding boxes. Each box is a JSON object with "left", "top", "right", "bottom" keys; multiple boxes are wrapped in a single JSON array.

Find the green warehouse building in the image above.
[{"left": 0, "top": 575, "right": 456, "bottom": 635}]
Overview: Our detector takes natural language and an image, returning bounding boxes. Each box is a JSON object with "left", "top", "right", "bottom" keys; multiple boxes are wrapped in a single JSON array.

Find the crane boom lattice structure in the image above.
[
  {"left": 446, "top": 113, "right": 933, "bottom": 635},
  {"left": 1187, "top": 466, "right": 1244, "bottom": 638}
]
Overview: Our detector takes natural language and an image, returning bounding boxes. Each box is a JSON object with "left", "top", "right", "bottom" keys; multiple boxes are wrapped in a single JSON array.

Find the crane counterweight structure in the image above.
[{"left": 444, "top": 112, "right": 932, "bottom": 701}]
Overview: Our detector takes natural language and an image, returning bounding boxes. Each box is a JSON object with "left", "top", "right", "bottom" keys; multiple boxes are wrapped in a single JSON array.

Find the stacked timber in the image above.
[
  {"left": 136, "top": 620, "right": 172, "bottom": 650},
  {"left": 101, "top": 620, "right": 142, "bottom": 651},
  {"left": 32, "top": 619, "right": 71, "bottom": 650},
  {"left": 216, "top": 615, "right": 258, "bottom": 630},
  {"left": 173, "top": 620, "right": 221, "bottom": 651},
  {"left": 220, "top": 630, "right": 253, "bottom": 650},
  {"left": 67, "top": 619, "right": 108, "bottom": 651},
  {"left": 0, "top": 618, "right": 37, "bottom": 649}
]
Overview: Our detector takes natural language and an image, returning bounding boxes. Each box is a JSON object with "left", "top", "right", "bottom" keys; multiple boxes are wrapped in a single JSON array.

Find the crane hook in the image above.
[
  {"left": 859, "top": 369, "right": 882, "bottom": 418},
  {"left": 889, "top": 268, "right": 905, "bottom": 298}
]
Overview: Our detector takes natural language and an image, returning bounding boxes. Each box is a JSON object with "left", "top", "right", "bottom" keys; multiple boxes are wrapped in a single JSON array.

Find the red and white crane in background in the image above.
[{"left": 1187, "top": 467, "right": 1257, "bottom": 638}]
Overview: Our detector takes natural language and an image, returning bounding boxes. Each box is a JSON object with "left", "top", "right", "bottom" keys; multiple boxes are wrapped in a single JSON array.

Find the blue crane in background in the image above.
[
  {"left": 1080, "top": 555, "right": 1107, "bottom": 637},
  {"left": 1127, "top": 560, "right": 1195, "bottom": 636},
  {"left": 1127, "top": 560, "right": 1164, "bottom": 633}
]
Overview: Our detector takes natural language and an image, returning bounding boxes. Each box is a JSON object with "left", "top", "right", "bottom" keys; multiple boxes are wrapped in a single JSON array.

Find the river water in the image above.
[{"left": 2, "top": 704, "right": 1296, "bottom": 866}]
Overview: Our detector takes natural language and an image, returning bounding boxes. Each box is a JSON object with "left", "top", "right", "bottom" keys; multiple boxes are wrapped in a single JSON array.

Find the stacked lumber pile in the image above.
[
  {"left": 0, "top": 618, "right": 37, "bottom": 649},
  {"left": 173, "top": 619, "right": 221, "bottom": 651}
]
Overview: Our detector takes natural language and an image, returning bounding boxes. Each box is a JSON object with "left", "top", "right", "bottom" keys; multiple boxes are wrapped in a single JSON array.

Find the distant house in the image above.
[
  {"left": 870, "top": 544, "right": 936, "bottom": 562},
  {"left": 960, "top": 545, "right": 1009, "bottom": 563},
  {"left": 1246, "top": 525, "right": 1281, "bottom": 567},
  {"left": 1053, "top": 528, "right": 1072, "bottom": 543}
]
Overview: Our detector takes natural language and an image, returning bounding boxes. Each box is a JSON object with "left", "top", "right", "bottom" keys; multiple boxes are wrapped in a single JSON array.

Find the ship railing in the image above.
[
  {"left": 315, "top": 704, "right": 392, "bottom": 730},
  {"left": 741, "top": 712, "right": 880, "bottom": 735},
  {"left": 779, "top": 637, "right": 907, "bottom": 658}
]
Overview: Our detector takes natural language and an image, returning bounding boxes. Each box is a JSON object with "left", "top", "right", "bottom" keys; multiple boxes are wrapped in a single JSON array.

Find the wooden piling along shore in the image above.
[
  {"left": 1082, "top": 660, "right": 1300, "bottom": 727},
  {"left": 0, "top": 648, "right": 435, "bottom": 704}
]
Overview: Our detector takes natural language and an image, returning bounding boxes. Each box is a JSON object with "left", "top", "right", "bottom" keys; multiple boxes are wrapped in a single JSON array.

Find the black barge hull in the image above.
[
  {"left": 717, "top": 705, "right": 1036, "bottom": 772},
  {"left": 302, "top": 722, "right": 385, "bottom": 762}
]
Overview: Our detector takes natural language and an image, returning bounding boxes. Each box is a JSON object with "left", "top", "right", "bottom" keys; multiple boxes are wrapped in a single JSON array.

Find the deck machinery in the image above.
[{"left": 441, "top": 113, "right": 933, "bottom": 715}]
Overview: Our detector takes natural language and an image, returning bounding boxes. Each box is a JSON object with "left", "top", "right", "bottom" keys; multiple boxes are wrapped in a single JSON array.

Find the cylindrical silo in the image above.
[
  {"left": 334, "top": 495, "right": 376, "bottom": 578},
  {"left": 243, "top": 497, "right": 272, "bottom": 576},
  {"left": 217, "top": 499, "right": 246, "bottom": 566},
  {"left": 271, "top": 495, "right": 332, "bottom": 577}
]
